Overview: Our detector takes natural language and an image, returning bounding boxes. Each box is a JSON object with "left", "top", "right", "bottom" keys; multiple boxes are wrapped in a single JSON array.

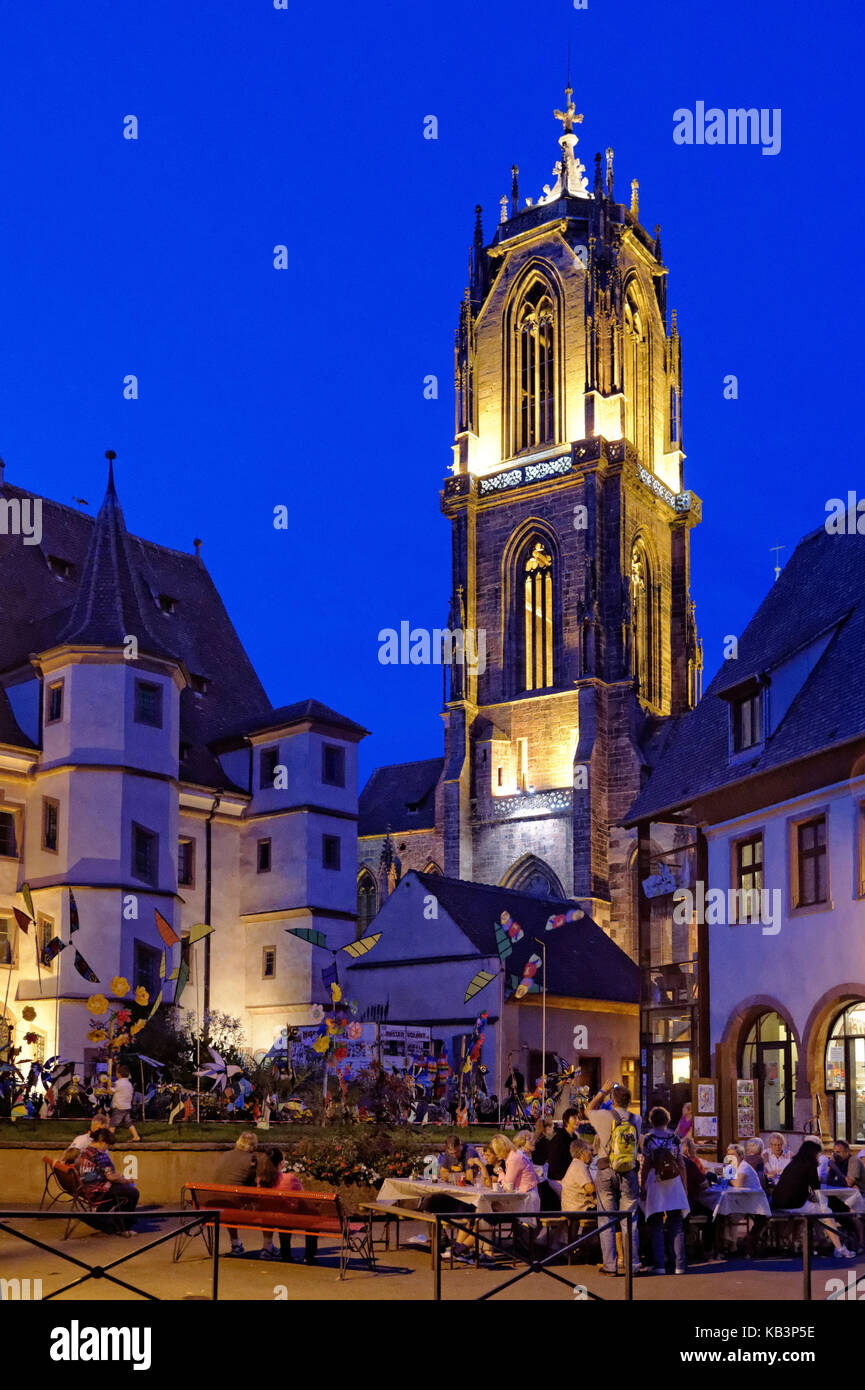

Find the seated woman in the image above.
[
  {"left": 78, "top": 1129, "right": 140, "bottom": 1235},
  {"left": 491, "top": 1132, "right": 540, "bottom": 1229},
  {"left": 681, "top": 1136, "right": 721, "bottom": 1259},
  {"left": 747, "top": 1136, "right": 855, "bottom": 1259},
  {"left": 216, "top": 1131, "right": 277, "bottom": 1256},
  {"left": 263, "top": 1146, "right": 319, "bottom": 1266}
]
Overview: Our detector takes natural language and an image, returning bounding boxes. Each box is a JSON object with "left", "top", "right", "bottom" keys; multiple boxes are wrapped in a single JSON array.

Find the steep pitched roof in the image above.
[
  {"left": 0, "top": 470, "right": 272, "bottom": 763},
  {"left": 359, "top": 757, "right": 444, "bottom": 836},
  {"left": 0, "top": 686, "right": 35, "bottom": 749},
  {"left": 240, "top": 699, "right": 369, "bottom": 741},
  {"left": 401, "top": 871, "right": 639, "bottom": 1004},
  {"left": 626, "top": 521, "right": 865, "bottom": 823},
  {"left": 57, "top": 462, "right": 178, "bottom": 662}
]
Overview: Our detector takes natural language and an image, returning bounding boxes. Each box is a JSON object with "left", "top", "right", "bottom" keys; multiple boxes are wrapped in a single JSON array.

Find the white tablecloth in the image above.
[
  {"left": 712, "top": 1187, "right": 771, "bottom": 1220},
  {"left": 376, "top": 1178, "right": 528, "bottom": 1214},
  {"left": 818, "top": 1187, "right": 865, "bottom": 1214}
]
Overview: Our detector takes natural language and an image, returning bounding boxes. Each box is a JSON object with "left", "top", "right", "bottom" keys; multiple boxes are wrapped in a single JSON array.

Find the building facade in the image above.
[
  {"left": 626, "top": 517, "right": 865, "bottom": 1145},
  {"left": 0, "top": 460, "right": 366, "bottom": 1071},
  {"left": 360, "top": 90, "right": 702, "bottom": 964}
]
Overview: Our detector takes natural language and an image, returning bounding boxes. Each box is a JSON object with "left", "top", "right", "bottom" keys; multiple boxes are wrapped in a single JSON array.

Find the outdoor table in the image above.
[
  {"left": 376, "top": 1177, "right": 528, "bottom": 1214},
  {"left": 818, "top": 1186, "right": 865, "bottom": 1214}
]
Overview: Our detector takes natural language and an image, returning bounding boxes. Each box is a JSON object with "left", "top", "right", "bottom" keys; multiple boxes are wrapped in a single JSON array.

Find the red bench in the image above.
[
  {"left": 39, "top": 1156, "right": 119, "bottom": 1238},
  {"left": 173, "top": 1183, "right": 375, "bottom": 1279}
]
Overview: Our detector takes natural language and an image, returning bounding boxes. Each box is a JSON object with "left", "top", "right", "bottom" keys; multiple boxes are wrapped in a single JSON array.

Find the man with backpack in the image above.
[{"left": 586, "top": 1081, "right": 642, "bottom": 1276}]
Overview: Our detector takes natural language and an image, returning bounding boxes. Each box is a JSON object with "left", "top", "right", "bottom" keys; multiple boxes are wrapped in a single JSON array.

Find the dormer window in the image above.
[
  {"left": 47, "top": 555, "right": 74, "bottom": 580},
  {"left": 732, "top": 691, "right": 763, "bottom": 752},
  {"left": 157, "top": 594, "right": 177, "bottom": 614}
]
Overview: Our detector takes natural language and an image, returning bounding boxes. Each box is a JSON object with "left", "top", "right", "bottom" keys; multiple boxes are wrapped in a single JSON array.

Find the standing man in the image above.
[
  {"left": 504, "top": 1057, "right": 525, "bottom": 1121},
  {"left": 586, "top": 1080, "right": 642, "bottom": 1276}
]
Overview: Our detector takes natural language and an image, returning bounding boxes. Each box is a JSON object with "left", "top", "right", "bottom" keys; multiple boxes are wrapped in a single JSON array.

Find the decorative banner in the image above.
[
  {"left": 545, "top": 907, "right": 583, "bottom": 931},
  {"left": 641, "top": 863, "right": 677, "bottom": 899},
  {"left": 159, "top": 950, "right": 166, "bottom": 981},
  {"left": 464, "top": 969, "right": 496, "bottom": 1003},
  {"left": 514, "top": 953, "right": 542, "bottom": 999},
  {"left": 286, "top": 926, "right": 327, "bottom": 948},
  {"left": 322, "top": 960, "right": 339, "bottom": 991},
  {"left": 173, "top": 938, "right": 191, "bottom": 1005},
  {"left": 41, "top": 937, "right": 67, "bottom": 967},
  {"left": 341, "top": 933, "right": 381, "bottom": 958},
  {"left": 72, "top": 949, "right": 99, "bottom": 983},
  {"left": 499, "top": 911, "right": 524, "bottom": 944},
  {"left": 187, "top": 921, "right": 214, "bottom": 945},
  {"left": 12, "top": 907, "right": 31, "bottom": 934},
  {"left": 69, "top": 889, "right": 80, "bottom": 934},
  {"left": 21, "top": 883, "right": 35, "bottom": 920},
  {"left": 154, "top": 909, "right": 179, "bottom": 947}
]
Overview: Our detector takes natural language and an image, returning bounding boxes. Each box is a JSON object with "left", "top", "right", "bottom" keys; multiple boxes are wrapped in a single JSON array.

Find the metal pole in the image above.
[
  {"left": 803, "top": 1217, "right": 812, "bottom": 1301},
  {"left": 534, "top": 938, "right": 547, "bottom": 1117},
  {"left": 624, "top": 1210, "right": 634, "bottom": 1300},
  {"left": 432, "top": 1215, "right": 442, "bottom": 1301}
]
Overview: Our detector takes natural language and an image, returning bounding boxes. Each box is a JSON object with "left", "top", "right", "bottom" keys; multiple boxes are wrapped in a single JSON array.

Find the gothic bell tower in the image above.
[{"left": 438, "top": 89, "right": 702, "bottom": 956}]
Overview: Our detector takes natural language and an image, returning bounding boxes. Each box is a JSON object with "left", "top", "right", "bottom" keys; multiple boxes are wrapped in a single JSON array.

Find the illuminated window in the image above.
[
  {"left": 796, "top": 816, "right": 827, "bottom": 907},
  {"left": 624, "top": 287, "right": 649, "bottom": 464},
  {"left": 0, "top": 916, "right": 12, "bottom": 966},
  {"left": 42, "top": 798, "right": 59, "bottom": 853},
  {"left": 732, "top": 692, "right": 763, "bottom": 751},
  {"left": 516, "top": 738, "right": 529, "bottom": 791},
  {"left": 733, "top": 834, "right": 764, "bottom": 923},
  {"left": 523, "top": 542, "right": 554, "bottom": 690},
  {"left": 357, "top": 871, "right": 377, "bottom": 933},
  {"left": 630, "top": 541, "right": 659, "bottom": 706},
  {"left": 514, "top": 280, "right": 556, "bottom": 453}
]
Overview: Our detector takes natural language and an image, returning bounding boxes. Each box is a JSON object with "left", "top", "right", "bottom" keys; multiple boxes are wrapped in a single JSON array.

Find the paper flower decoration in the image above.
[
  {"left": 110, "top": 976, "right": 130, "bottom": 998},
  {"left": 330, "top": 982, "right": 342, "bottom": 1004},
  {"left": 116, "top": 1009, "right": 132, "bottom": 1025},
  {"left": 113, "top": 1033, "right": 130, "bottom": 1047},
  {"left": 130, "top": 1019, "right": 145, "bottom": 1036},
  {"left": 24, "top": 1032, "right": 39, "bottom": 1045},
  {"left": 309, "top": 1004, "right": 324, "bottom": 1024},
  {"left": 21, "top": 1006, "right": 37, "bottom": 1022},
  {"left": 87, "top": 1028, "right": 108, "bottom": 1043},
  {"left": 312, "top": 1035, "right": 330, "bottom": 1054},
  {"left": 346, "top": 1021, "right": 362, "bottom": 1040},
  {"left": 87, "top": 994, "right": 109, "bottom": 1016},
  {"left": 134, "top": 986, "right": 149, "bottom": 1006}
]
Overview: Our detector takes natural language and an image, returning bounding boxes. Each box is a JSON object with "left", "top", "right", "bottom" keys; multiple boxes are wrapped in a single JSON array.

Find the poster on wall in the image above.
[
  {"left": 696, "top": 1082, "right": 716, "bottom": 1114},
  {"left": 693, "top": 1076, "right": 718, "bottom": 1152},
  {"left": 380, "top": 1025, "right": 406, "bottom": 1071},
  {"left": 735, "top": 1078, "right": 758, "bottom": 1140},
  {"left": 694, "top": 1115, "right": 717, "bottom": 1139}
]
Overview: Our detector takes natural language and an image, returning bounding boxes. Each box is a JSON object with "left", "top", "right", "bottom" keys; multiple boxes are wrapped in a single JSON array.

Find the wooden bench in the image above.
[{"left": 174, "top": 1183, "right": 375, "bottom": 1279}]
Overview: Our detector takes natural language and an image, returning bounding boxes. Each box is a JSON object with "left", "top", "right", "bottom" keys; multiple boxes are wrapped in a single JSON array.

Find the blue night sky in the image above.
[{"left": 0, "top": 1, "right": 861, "bottom": 784}]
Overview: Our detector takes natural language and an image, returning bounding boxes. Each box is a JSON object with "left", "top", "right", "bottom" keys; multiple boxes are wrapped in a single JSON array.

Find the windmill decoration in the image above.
[
  {"left": 194, "top": 1046, "right": 243, "bottom": 1092},
  {"left": 285, "top": 927, "right": 382, "bottom": 1103}
]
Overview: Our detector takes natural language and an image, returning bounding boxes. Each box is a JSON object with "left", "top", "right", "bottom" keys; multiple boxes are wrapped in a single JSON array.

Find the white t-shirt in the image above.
[
  {"left": 734, "top": 1160, "right": 763, "bottom": 1190},
  {"left": 70, "top": 1132, "right": 92, "bottom": 1151},
  {"left": 111, "top": 1077, "right": 134, "bottom": 1110},
  {"left": 561, "top": 1158, "right": 595, "bottom": 1213}
]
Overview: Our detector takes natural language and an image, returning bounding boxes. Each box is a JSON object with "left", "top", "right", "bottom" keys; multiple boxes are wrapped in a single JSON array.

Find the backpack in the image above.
[
  {"left": 609, "top": 1109, "right": 639, "bottom": 1173},
  {"left": 648, "top": 1135, "right": 680, "bottom": 1182}
]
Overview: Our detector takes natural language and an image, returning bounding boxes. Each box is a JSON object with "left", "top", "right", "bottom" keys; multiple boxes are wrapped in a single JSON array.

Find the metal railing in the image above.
[{"left": 0, "top": 1208, "right": 221, "bottom": 1301}]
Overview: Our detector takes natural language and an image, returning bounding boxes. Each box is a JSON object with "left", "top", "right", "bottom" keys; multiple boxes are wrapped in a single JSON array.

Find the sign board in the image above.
[
  {"left": 380, "top": 1025, "right": 431, "bottom": 1072},
  {"left": 735, "top": 1077, "right": 758, "bottom": 1141},
  {"left": 641, "top": 863, "right": 677, "bottom": 899},
  {"left": 693, "top": 1076, "right": 718, "bottom": 1152}
]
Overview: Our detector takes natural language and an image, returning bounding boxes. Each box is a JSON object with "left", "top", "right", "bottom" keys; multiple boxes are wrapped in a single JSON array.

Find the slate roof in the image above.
[
  {"left": 0, "top": 470, "right": 271, "bottom": 781},
  {"left": 236, "top": 699, "right": 369, "bottom": 741},
  {"left": 626, "top": 520, "right": 865, "bottom": 824},
  {"left": 358, "top": 757, "right": 444, "bottom": 836},
  {"left": 356, "top": 870, "right": 639, "bottom": 1005}
]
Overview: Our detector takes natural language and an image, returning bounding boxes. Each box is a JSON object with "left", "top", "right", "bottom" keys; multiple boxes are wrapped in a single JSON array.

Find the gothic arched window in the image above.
[
  {"left": 624, "top": 286, "right": 650, "bottom": 464},
  {"left": 356, "top": 870, "right": 377, "bottom": 936},
  {"left": 631, "top": 540, "right": 659, "bottom": 706},
  {"left": 515, "top": 280, "right": 556, "bottom": 453},
  {"left": 523, "top": 540, "right": 554, "bottom": 691}
]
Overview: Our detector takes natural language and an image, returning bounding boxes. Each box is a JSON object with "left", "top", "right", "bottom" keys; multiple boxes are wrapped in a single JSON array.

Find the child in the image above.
[
  {"left": 109, "top": 1065, "right": 141, "bottom": 1142},
  {"left": 263, "top": 1147, "right": 318, "bottom": 1265}
]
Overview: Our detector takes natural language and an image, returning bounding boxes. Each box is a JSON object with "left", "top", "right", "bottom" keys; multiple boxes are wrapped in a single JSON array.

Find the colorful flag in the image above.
[
  {"left": 173, "top": 938, "right": 190, "bottom": 1005},
  {"left": 341, "top": 932, "right": 381, "bottom": 958},
  {"left": 154, "top": 909, "right": 179, "bottom": 947},
  {"left": 72, "top": 949, "right": 99, "bottom": 983},
  {"left": 41, "top": 937, "right": 67, "bottom": 968},
  {"left": 188, "top": 921, "right": 214, "bottom": 945},
  {"left": 464, "top": 969, "right": 496, "bottom": 1003},
  {"left": 69, "top": 889, "right": 80, "bottom": 933},
  {"left": 545, "top": 907, "right": 583, "bottom": 931},
  {"left": 514, "top": 953, "right": 542, "bottom": 999},
  {"left": 322, "top": 960, "right": 339, "bottom": 991},
  {"left": 21, "top": 883, "right": 35, "bottom": 920},
  {"left": 499, "top": 911, "right": 524, "bottom": 944},
  {"left": 148, "top": 990, "right": 163, "bottom": 1020},
  {"left": 12, "top": 907, "right": 31, "bottom": 934},
  {"left": 286, "top": 926, "right": 327, "bottom": 948}
]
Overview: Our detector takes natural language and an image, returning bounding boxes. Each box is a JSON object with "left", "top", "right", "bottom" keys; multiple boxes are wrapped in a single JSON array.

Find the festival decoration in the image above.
[
  {"left": 287, "top": 926, "right": 327, "bottom": 948},
  {"left": 464, "top": 968, "right": 496, "bottom": 1003},
  {"left": 73, "top": 950, "right": 100, "bottom": 983},
  {"left": 513, "top": 953, "right": 542, "bottom": 999},
  {"left": 69, "top": 889, "right": 80, "bottom": 933},
  {"left": 12, "top": 908, "right": 31, "bottom": 934},
  {"left": 193, "top": 1046, "right": 243, "bottom": 1092},
  {"left": 545, "top": 907, "right": 583, "bottom": 931},
  {"left": 21, "top": 883, "right": 36, "bottom": 920},
  {"left": 187, "top": 922, "right": 214, "bottom": 945},
  {"left": 41, "top": 937, "right": 67, "bottom": 967},
  {"left": 340, "top": 933, "right": 381, "bottom": 958},
  {"left": 495, "top": 911, "right": 524, "bottom": 960},
  {"left": 21, "top": 1006, "right": 37, "bottom": 1022},
  {"left": 85, "top": 980, "right": 149, "bottom": 1065},
  {"left": 154, "top": 909, "right": 179, "bottom": 947}
]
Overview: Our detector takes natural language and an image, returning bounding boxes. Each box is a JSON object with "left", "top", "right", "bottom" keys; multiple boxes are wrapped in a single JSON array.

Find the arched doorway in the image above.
[
  {"left": 825, "top": 1001, "right": 865, "bottom": 1142},
  {"left": 740, "top": 1011, "right": 798, "bottom": 1132},
  {"left": 500, "top": 854, "right": 565, "bottom": 900}
]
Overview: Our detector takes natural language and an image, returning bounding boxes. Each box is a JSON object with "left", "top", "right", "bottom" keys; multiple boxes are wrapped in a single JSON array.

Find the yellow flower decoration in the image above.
[
  {"left": 112, "top": 1032, "right": 130, "bottom": 1048},
  {"left": 130, "top": 1019, "right": 145, "bottom": 1035},
  {"left": 87, "top": 1028, "right": 107, "bottom": 1043},
  {"left": 134, "top": 986, "right": 149, "bottom": 1006},
  {"left": 87, "top": 994, "right": 109, "bottom": 1016},
  {"left": 21, "top": 1006, "right": 37, "bottom": 1022},
  {"left": 312, "top": 1035, "right": 330, "bottom": 1054},
  {"left": 110, "top": 976, "right": 130, "bottom": 998}
]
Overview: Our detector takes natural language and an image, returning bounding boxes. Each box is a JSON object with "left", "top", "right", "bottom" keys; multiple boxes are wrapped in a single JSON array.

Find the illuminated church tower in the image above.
[{"left": 438, "top": 89, "right": 703, "bottom": 956}]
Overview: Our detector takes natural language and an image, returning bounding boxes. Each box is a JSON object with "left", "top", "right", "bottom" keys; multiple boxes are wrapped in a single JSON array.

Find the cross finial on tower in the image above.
[{"left": 554, "top": 86, "right": 583, "bottom": 135}]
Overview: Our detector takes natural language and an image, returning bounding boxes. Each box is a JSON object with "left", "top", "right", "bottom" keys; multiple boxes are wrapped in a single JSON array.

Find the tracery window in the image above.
[
  {"left": 523, "top": 541, "right": 554, "bottom": 691},
  {"left": 515, "top": 281, "right": 556, "bottom": 452}
]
